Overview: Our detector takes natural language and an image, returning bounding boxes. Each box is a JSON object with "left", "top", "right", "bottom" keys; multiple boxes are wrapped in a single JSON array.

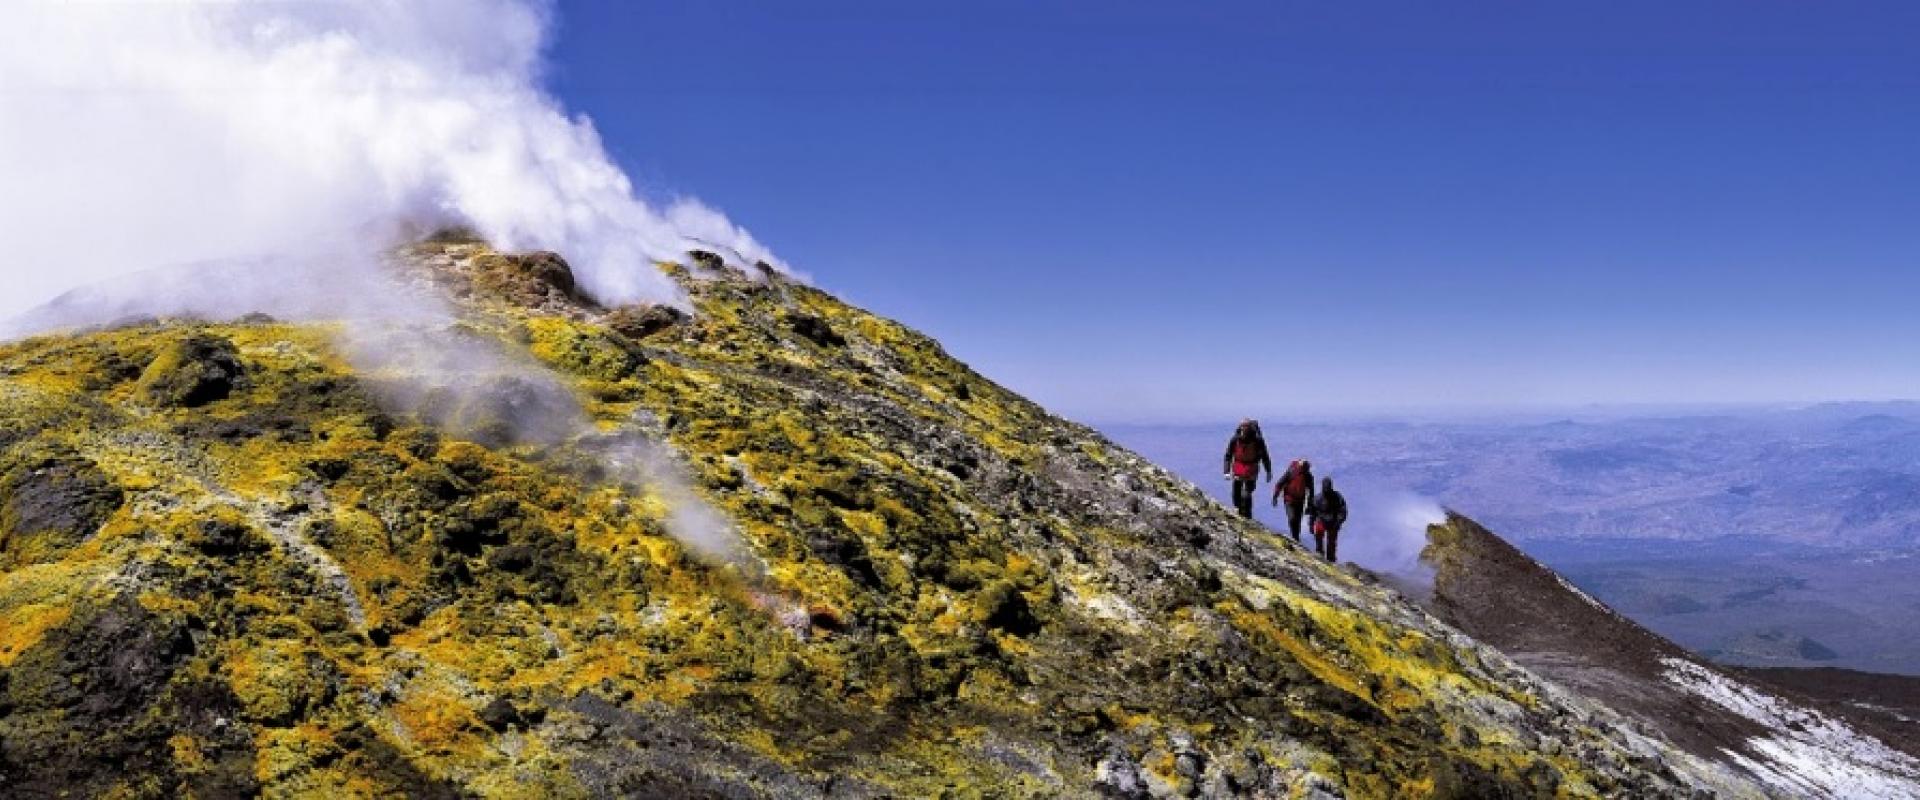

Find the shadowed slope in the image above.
[{"left": 1421, "top": 513, "right": 1920, "bottom": 798}]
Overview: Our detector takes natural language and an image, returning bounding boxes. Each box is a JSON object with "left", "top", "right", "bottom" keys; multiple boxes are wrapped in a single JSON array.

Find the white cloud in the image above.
[{"left": 0, "top": 0, "right": 785, "bottom": 327}]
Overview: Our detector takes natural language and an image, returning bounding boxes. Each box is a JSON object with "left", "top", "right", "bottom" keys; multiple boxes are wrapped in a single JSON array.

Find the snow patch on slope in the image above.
[
  {"left": 1553, "top": 574, "right": 1612, "bottom": 615},
  {"left": 1661, "top": 657, "right": 1920, "bottom": 799}
]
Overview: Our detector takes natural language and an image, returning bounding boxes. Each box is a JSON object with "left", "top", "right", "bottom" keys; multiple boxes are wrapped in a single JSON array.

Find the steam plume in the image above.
[
  {"left": 347, "top": 316, "right": 761, "bottom": 573},
  {"left": 0, "top": 0, "right": 786, "bottom": 326},
  {"left": 0, "top": 1, "right": 774, "bottom": 580},
  {"left": 1334, "top": 486, "right": 1446, "bottom": 579}
]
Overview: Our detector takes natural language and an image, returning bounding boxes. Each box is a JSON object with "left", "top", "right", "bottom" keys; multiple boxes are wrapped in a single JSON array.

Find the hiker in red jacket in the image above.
[
  {"left": 1221, "top": 419, "right": 1271, "bottom": 519},
  {"left": 1272, "top": 459, "right": 1315, "bottom": 542}
]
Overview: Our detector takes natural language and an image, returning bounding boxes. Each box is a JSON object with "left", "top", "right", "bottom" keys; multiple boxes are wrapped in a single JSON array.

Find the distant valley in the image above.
[{"left": 1107, "top": 404, "right": 1920, "bottom": 676}]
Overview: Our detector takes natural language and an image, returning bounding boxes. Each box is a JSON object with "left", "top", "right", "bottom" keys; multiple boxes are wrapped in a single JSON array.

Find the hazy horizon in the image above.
[{"left": 1087, "top": 397, "right": 1920, "bottom": 428}]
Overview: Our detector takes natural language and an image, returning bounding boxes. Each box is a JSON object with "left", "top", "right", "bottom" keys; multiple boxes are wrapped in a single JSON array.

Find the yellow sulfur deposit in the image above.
[{"left": 0, "top": 244, "right": 1763, "bottom": 798}]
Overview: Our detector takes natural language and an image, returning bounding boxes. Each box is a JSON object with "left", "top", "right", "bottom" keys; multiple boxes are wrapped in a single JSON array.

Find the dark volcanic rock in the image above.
[
  {"left": 138, "top": 333, "right": 244, "bottom": 407},
  {"left": 564, "top": 696, "right": 881, "bottom": 799},
  {"left": 978, "top": 579, "right": 1042, "bottom": 636},
  {"left": 0, "top": 451, "right": 122, "bottom": 565},
  {"left": 472, "top": 250, "right": 584, "bottom": 306},
  {"left": 418, "top": 374, "right": 581, "bottom": 448},
  {"left": 788, "top": 314, "right": 846, "bottom": 348},
  {"left": 0, "top": 595, "right": 258, "bottom": 800},
  {"left": 83, "top": 349, "right": 147, "bottom": 390},
  {"left": 176, "top": 412, "right": 313, "bottom": 444},
  {"left": 604, "top": 303, "right": 687, "bottom": 341},
  {"left": 513, "top": 251, "right": 576, "bottom": 296},
  {"left": 479, "top": 696, "right": 524, "bottom": 731},
  {"left": 808, "top": 530, "right": 883, "bottom": 589},
  {"left": 185, "top": 517, "right": 270, "bottom": 558}
]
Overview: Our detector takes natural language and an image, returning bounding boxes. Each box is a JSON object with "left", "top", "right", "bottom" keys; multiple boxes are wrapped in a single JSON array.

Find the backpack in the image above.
[
  {"left": 1229, "top": 438, "right": 1263, "bottom": 479},
  {"left": 1318, "top": 490, "right": 1346, "bottom": 523},
  {"left": 1281, "top": 462, "right": 1312, "bottom": 502}
]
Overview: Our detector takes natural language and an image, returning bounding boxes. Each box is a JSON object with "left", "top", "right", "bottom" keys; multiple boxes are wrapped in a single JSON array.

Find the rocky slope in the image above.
[
  {"left": 1419, "top": 514, "right": 1920, "bottom": 799},
  {"left": 0, "top": 240, "right": 1785, "bottom": 798},
  {"left": 1737, "top": 666, "right": 1920, "bottom": 742}
]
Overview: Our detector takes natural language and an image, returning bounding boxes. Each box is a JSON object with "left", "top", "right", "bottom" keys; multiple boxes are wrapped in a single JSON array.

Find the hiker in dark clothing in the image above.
[
  {"left": 1221, "top": 419, "right": 1271, "bottom": 519},
  {"left": 1271, "top": 459, "right": 1315, "bottom": 541},
  {"left": 1309, "top": 477, "right": 1348, "bottom": 562}
]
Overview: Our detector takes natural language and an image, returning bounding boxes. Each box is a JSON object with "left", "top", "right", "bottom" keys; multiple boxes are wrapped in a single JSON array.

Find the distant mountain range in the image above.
[{"left": 1109, "top": 405, "right": 1920, "bottom": 548}]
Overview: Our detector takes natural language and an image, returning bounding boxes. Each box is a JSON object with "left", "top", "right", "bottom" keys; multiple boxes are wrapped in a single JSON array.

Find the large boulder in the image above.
[
  {"left": 137, "top": 333, "right": 244, "bottom": 407},
  {"left": 471, "top": 250, "right": 581, "bottom": 306},
  {"left": 604, "top": 304, "right": 686, "bottom": 342}
]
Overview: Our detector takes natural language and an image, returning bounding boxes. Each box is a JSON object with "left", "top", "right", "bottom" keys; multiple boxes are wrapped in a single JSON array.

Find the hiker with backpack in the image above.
[
  {"left": 1271, "top": 459, "right": 1315, "bottom": 542},
  {"left": 1309, "top": 476, "right": 1348, "bottom": 562},
  {"left": 1221, "top": 419, "right": 1272, "bottom": 519}
]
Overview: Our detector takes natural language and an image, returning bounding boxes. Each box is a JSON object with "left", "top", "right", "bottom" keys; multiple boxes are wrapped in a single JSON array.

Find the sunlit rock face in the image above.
[{"left": 0, "top": 241, "right": 1787, "bottom": 798}]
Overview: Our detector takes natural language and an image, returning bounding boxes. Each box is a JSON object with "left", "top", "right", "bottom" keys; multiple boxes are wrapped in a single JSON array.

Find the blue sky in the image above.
[{"left": 547, "top": 1, "right": 1920, "bottom": 422}]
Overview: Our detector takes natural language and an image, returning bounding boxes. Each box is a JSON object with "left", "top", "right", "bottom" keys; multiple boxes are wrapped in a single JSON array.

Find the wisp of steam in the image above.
[
  {"left": 346, "top": 313, "right": 763, "bottom": 575},
  {"left": 1335, "top": 486, "right": 1447, "bottom": 582},
  {"left": 0, "top": 0, "right": 787, "bottom": 326},
  {"left": 0, "top": 1, "right": 776, "bottom": 573}
]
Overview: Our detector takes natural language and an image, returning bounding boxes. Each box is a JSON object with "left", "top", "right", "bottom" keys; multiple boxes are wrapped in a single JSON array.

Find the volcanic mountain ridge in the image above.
[{"left": 0, "top": 239, "right": 1909, "bottom": 798}]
